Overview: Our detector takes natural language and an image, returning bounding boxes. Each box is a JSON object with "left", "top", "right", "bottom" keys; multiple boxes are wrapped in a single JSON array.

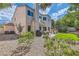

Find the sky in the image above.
[{"left": 0, "top": 3, "right": 70, "bottom": 24}]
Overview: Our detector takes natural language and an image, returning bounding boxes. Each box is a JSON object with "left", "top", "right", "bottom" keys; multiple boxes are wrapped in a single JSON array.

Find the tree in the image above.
[
  {"left": 55, "top": 3, "right": 79, "bottom": 32},
  {"left": 17, "top": 24, "right": 24, "bottom": 35},
  {"left": 40, "top": 3, "right": 52, "bottom": 10},
  {"left": 55, "top": 19, "right": 67, "bottom": 32},
  {"left": 74, "top": 19, "right": 79, "bottom": 30},
  {"left": 34, "top": 3, "right": 52, "bottom": 31},
  {"left": 0, "top": 3, "right": 10, "bottom": 9},
  {"left": 39, "top": 3, "right": 52, "bottom": 14},
  {"left": 51, "top": 20, "right": 55, "bottom": 28},
  {"left": 68, "top": 3, "right": 79, "bottom": 12}
]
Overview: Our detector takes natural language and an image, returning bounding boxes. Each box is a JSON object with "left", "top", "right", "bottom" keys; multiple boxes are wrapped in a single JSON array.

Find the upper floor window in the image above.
[
  {"left": 39, "top": 26, "right": 41, "bottom": 30},
  {"left": 39, "top": 16, "right": 42, "bottom": 19},
  {"left": 43, "top": 17, "right": 46, "bottom": 21},
  {"left": 27, "top": 10, "right": 33, "bottom": 17}
]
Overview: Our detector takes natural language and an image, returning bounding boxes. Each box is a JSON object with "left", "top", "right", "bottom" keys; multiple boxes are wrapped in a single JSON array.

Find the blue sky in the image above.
[
  {"left": 0, "top": 3, "right": 70, "bottom": 24},
  {"left": 39, "top": 3, "right": 70, "bottom": 20}
]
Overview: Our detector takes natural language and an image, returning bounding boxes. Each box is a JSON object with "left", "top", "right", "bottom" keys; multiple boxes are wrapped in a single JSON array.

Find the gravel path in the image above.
[
  {"left": 0, "top": 34, "right": 45, "bottom": 56},
  {"left": 0, "top": 34, "right": 18, "bottom": 56},
  {"left": 25, "top": 37, "right": 45, "bottom": 56}
]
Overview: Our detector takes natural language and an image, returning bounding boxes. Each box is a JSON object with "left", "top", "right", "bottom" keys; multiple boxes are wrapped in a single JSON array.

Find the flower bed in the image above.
[
  {"left": 44, "top": 33, "right": 79, "bottom": 56},
  {"left": 11, "top": 32, "right": 35, "bottom": 56}
]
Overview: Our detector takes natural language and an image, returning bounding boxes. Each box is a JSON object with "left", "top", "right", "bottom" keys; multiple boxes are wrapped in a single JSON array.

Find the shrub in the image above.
[
  {"left": 43, "top": 31, "right": 49, "bottom": 39},
  {"left": 57, "top": 25, "right": 67, "bottom": 33},
  {"left": 11, "top": 32, "right": 34, "bottom": 56},
  {"left": 18, "top": 32, "right": 34, "bottom": 44},
  {"left": 43, "top": 31, "right": 49, "bottom": 35}
]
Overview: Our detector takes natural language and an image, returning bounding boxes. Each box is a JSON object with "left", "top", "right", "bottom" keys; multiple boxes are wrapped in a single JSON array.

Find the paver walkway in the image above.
[{"left": 25, "top": 36, "right": 45, "bottom": 56}]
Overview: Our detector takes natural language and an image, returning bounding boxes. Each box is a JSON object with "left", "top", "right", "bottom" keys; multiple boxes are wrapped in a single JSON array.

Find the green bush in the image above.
[
  {"left": 43, "top": 32, "right": 49, "bottom": 35},
  {"left": 43, "top": 32, "right": 49, "bottom": 39},
  {"left": 18, "top": 32, "right": 34, "bottom": 44},
  {"left": 54, "top": 33, "right": 79, "bottom": 41},
  {"left": 57, "top": 25, "right": 67, "bottom": 33}
]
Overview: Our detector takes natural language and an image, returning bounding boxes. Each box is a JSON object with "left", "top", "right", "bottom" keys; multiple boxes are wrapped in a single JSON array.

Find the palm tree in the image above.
[
  {"left": 40, "top": 3, "right": 51, "bottom": 10},
  {"left": 34, "top": 3, "right": 51, "bottom": 31},
  {"left": 40, "top": 3, "right": 52, "bottom": 14},
  {"left": 39, "top": 3, "right": 52, "bottom": 31}
]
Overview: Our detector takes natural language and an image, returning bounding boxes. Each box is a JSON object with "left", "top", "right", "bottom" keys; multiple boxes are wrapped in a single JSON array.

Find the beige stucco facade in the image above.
[
  {"left": 4, "top": 23, "right": 15, "bottom": 31},
  {"left": 12, "top": 5, "right": 37, "bottom": 33},
  {"left": 0, "top": 28, "right": 4, "bottom": 34},
  {"left": 12, "top": 4, "right": 51, "bottom": 33}
]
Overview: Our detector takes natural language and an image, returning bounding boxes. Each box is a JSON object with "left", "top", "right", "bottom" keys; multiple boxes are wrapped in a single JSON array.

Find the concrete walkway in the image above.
[{"left": 25, "top": 37, "right": 45, "bottom": 56}]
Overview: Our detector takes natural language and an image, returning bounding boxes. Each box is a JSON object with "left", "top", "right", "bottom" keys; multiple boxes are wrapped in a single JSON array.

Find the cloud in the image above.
[
  {"left": 57, "top": 3, "right": 63, "bottom": 6},
  {"left": 46, "top": 7, "right": 50, "bottom": 14},
  {"left": 0, "top": 5, "right": 16, "bottom": 22},
  {"left": 46, "top": 5, "right": 52, "bottom": 14},
  {"left": 39, "top": 7, "right": 51, "bottom": 14},
  {"left": 51, "top": 7, "right": 69, "bottom": 20}
]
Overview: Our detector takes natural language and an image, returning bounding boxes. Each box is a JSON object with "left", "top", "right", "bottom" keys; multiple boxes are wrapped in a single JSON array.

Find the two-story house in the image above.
[{"left": 12, "top": 4, "right": 51, "bottom": 33}]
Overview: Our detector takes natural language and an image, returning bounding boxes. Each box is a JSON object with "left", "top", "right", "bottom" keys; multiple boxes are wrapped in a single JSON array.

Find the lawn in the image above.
[{"left": 54, "top": 33, "right": 79, "bottom": 41}]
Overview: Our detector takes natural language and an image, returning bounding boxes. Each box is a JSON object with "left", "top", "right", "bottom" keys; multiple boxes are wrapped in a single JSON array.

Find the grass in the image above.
[{"left": 54, "top": 33, "right": 79, "bottom": 41}]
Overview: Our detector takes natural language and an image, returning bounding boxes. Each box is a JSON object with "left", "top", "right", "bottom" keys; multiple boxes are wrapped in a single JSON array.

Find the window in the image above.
[
  {"left": 39, "top": 26, "right": 41, "bottom": 30},
  {"left": 28, "top": 25, "right": 31, "bottom": 31},
  {"left": 48, "top": 27, "right": 50, "bottom": 31},
  {"left": 27, "top": 10, "right": 33, "bottom": 17},
  {"left": 43, "top": 17, "right": 46, "bottom": 21},
  {"left": 43, "top": 27, "right": 47, "bottom": 31},
  {"left": 27, "top": 10, "right": 30, "bottom": 16},
  {"left": 39, "top": 16, "right": 42, "bottom": 19}
]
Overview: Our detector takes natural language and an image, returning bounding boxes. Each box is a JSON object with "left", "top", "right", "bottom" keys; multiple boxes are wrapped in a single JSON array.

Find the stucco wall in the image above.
[
  {"left": 12, "top": 6, "right": 27, "bottom": 33},
  {"left": 0, "top": 28, "right": 4, "bottom": 34},
  {"left": 12, "top": 5, "right": 36, "bottom": 33},
  {"left": 12, "top": 5, "right": 51, "bottom": 33}
]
